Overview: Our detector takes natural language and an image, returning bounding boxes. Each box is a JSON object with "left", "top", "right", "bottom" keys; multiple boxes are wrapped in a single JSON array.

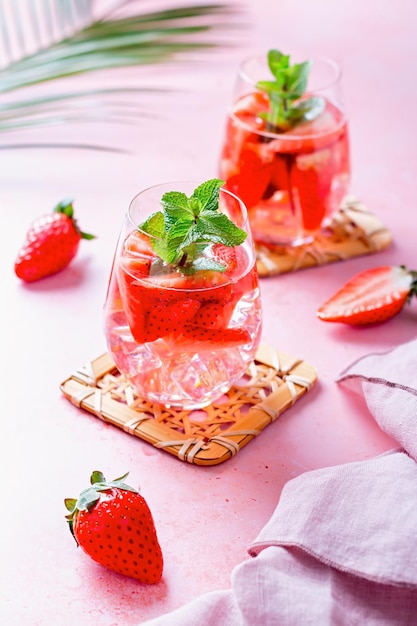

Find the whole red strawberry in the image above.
[
  {"left": 65, "top": 471, "right": 163, "bottom": 584},
  {"left": 15, "top": 198, "right": 95, "bottom": 282}
]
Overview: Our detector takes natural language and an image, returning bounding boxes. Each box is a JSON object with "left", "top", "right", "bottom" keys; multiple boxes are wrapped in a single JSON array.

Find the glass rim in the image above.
[
  {"left": 124, "top": 181, "right": 254, "bottom": 287},
  {"left": 238, "top": 52, "right": 343, "bottom": 92},
  {"left": 232, "top": 53, "right": 346, "bottom": 141},
  {"left": 127, "top": 180, "right": 250, "bottom": 232},
  {"left": 229, "top": 106, "right": 347, "bottom": 141}
]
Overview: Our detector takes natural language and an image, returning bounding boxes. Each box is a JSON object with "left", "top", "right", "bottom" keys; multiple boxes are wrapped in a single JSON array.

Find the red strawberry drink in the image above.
[
  {"left": 219, "top": 51, "right": 351, "bottom": 247},
  {"left": 104, "top": 180, "right": 262, "bottom": 409}
]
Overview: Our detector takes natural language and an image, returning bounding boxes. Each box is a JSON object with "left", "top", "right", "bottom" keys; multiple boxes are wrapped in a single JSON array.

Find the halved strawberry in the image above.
[
  {"left": 120, "top": 256, "right": 151, "bottom": 279},
  {"left": 265, "top": 100, "right": 347, "bottom": 154},
  {"left": 176, "top": 326, "right": 251, "bottom": 350},
  {"left": 124, "top": 230, "right": 155, "bottom": 258},
  {"left": 190, "top": 300, "right": 237, "bottom": 330},
  {"left": 122, "top": 231, "right": 156, "bottom": 277},
  {"left": 119, "top": 264, "right": 239, "bottom": 342},
  {"left": 317, "top": 265, "right": 417, "bottom": 325},
  {"left": 125, "top": 295, "right": 201, "bottom": 343},
  {"left": 233, "top": 92, "right": 270, "bottom": 119},
  {"left": 139, "top": 270, "right": 233, "bottom": 302},
  {"left": 270, "top": 153, "right": 292, "bottom": 191},
  {"left": 225, "top": 150, "right": 273, "bottom": 209},
  {"left": 212, "top": 243, "right": 238, "bottom": 271},
  {"left": 293, "top": 148, "right": 335, "bottom": 231},
  {"left": 221, "top": 93, "right": 268, "bottom": 166},
  {"left": 142, "top": 299, "right": 201, "bottom": 342}
]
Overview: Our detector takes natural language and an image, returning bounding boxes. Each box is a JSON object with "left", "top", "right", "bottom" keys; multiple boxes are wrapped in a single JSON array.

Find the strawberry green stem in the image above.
[
  {"left": 54, "top": 198, "right": 95, "bottom": 240},
  {"left": 404, "top": 265, "right": 417, "bottom": 300},
  {"left": 64, "top": 471, "right": 137, "bottom": 539}
]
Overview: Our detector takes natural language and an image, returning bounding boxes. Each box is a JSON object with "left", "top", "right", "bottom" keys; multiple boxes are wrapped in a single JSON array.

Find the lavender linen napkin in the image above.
[{"left": 141, "top": 338, "right": 417, "bottom": 625}]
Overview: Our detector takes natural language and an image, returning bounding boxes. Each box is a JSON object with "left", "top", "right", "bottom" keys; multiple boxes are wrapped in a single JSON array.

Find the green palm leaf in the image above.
[{"left": 0, "top": 1, "right": 244, "bottom": 144}]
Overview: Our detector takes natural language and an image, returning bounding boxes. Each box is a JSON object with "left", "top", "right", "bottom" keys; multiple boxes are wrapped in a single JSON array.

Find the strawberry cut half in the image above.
[
  {"left": 189, "top": 300, "right": 237, "bottom": 330},
  {"left": 225, "top": 150, "right": 273, "bottom": 209},
  {"left": 175, "top": 326, "right": 251, "bottom": 351},
  {"left": 293, "top": 149, "right": 335, "bottom": 231},
  {"left": 317, "top": 265, "right": 417, "bottom": 326},
  {"left": 143, "top": 299, "right": 201, "bottom": 342},
  {"left": 144, "top": 270, "right": 233, "bottom": 303},
  {"left": 127, "top": 297, "right": 201, "bottom": 343},
  {"left": 212, "top": 243, "right": 238, "bottom": 271},
  {"left": 119, "top": 265, "right": 238, "bottom": 343},
  {"left": 124, "top": 230, "right": 156, "bottom": 258}
]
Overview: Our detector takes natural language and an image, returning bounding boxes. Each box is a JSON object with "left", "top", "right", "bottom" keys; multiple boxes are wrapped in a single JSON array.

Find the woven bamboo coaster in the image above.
[
  {"left": 60, "top": 344, "right": 317, "bottom": 466},
  {"left": 256, "top": 196, "right": 392, "bottom": 277}
]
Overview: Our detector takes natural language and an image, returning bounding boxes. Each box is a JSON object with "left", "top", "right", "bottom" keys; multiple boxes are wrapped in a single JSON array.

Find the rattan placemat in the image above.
[
  {"left": 60, "top": 344, "right": 317, "bottom": 466},
  {"left": 256, "top": 196, "right": 392, "bottom": 277}
]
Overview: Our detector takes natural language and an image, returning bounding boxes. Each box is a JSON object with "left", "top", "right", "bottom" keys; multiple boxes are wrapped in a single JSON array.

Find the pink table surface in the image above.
[{"left": 1, "top": 1, "right": 416, "bottom": 624}]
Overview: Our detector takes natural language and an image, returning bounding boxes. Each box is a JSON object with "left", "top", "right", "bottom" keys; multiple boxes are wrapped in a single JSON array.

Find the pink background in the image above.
[{"left": 1, "top": 0, "right": 416, "bottom": 624}]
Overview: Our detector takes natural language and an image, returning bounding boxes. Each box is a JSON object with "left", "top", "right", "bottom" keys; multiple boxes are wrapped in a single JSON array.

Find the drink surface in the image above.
[
  {"left": 104, "top": 230, "right": 262, "bottom": 409},
  {"left": 219, "top": 92, "right": 351, "bottom": 246}
]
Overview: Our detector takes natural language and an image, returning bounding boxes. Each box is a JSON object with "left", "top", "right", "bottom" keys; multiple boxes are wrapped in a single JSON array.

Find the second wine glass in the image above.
[{"left": 219, "top": 50, "right": 351, "bottom": 247}]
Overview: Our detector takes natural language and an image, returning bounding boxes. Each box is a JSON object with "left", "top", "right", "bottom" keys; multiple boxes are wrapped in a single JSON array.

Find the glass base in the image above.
[
  {"left": 249, "top": 200, "right": 317, "bottom": 248},
  {"left": 115, "top": 343, "right": 254, "bottom": 410}
]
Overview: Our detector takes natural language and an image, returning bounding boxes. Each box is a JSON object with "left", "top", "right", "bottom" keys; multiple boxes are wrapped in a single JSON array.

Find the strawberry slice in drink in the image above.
[
  {"left": 142, "top": 298, "right": 201, "bottom": 342},
  {"left": 293, "top": 149, "right": 336, "bottom": 231},
  {"left": 122, "top": 230, "right": 156, "bottom": 276},
  {"left": 188, "top": 244, "right": 250, "bottom": 329},
  {"left": 220, "top": 92, "right": 268, "bottom": 172},
  {"left": 120, "top": 273, "right": 201, "bottom": 343},
  {"left": 224, "top": 149, "right": 273, "bottom": 210},
  {"left": 175, "top": 325, "right": 251, "bottom": 351},
  {"left": 119, "top": 257, "right": 239, "bottom": 342},
  {"left": 131, "top": 270, "right": 233, "bottom": 302},
  {"left": 122, "top": 285, "right": 201, "bottom": 343},
  {"left": 190, "top": 300, "right": 237, "bottom": 330},
  {"left": 211, "top": 243, "right": 239, "bottom": 271},
  {"left": 124, "top": 230, "right": 155, "bottom": 257}
]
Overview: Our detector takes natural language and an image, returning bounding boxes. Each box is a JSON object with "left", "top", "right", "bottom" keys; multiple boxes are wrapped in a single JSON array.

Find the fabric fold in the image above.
[
  {"left": 141, "top": 338, "right": 417, "bottom": 625},
  {"left": 336, "top": 338, "right": 417, "bottom": 461},
  {"left": 249, "top": 449, "right": 417, "bottom": 587}
]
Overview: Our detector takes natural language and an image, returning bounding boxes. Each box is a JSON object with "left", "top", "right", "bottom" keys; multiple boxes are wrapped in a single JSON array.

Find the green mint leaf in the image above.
[
  {"left": 268, "top": 49, "right": 289, "bottom": 77},
  {"left": 161, "top": 191, "right": 191, "bottom": 213},
  {"left": 166, "top": 217, "right": 194, "bottom": 242},
  {"left": 256, "top": 80, "right": 284, "bottom": 96},
  {"left": 256, "top": 49, "right": 323, "bottom": 131},
  {"left": 161, "top": 191, "right": 195, "bottom": 227},
  {"left": 140, "top": 211, "right": 165, "bottom": 238},
  {"left": 175, "top": 224, "right": 201, "bottom": 251},
  {"left": 287, "top": 61, "right": 311, "bottom": 97},
  {"left": 191, "top": 257, "right": 227, "bottom": 272},
  {"left": 137, "top": 178, "right": 246, "bottom": 273},
  {"left": 197, "top": 212, "right": 247, "bottom": 246},
  {"left": 166, "top": 219, "right": 195, "bottom": 262},
  {"left": 192, "top": 178, "right": 224, "bottom": 212},
  {"left": 151, "top": 237, "right": 171, "bottom": 264},
  {"left": 290, "top": 95, "right": 325, "bottom": 121}
]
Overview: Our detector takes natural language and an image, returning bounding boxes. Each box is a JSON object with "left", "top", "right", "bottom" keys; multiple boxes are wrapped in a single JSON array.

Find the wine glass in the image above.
[
  {"left": 103, "top": 180, "right": 262, "bottom": 410},
  {"left": 219, "top": 52, "right": 351, "bottom": 247}
]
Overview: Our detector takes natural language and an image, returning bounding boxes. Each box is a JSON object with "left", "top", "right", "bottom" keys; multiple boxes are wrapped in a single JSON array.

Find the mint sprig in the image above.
[
  {"left": 139, "top": 178, "right": 247, "bottom": 273},
  {"left": 256, "top": 49, "right": 325, "bottom": 132}
]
